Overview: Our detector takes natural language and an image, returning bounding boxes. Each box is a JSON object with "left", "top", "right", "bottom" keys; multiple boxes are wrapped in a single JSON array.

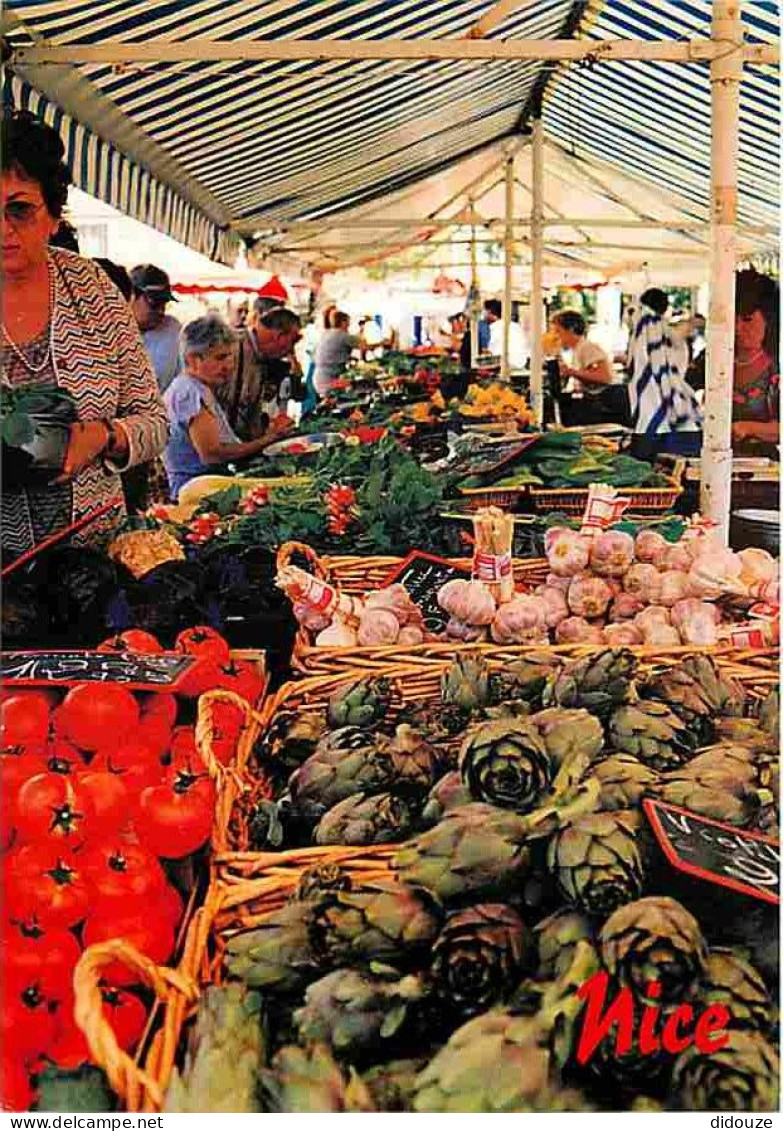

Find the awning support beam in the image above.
[
  {"left": 529, "top": 116, "right": 545, "bottom": 424},
  {"left": 13, "top": 38, "right": 778, "bottom": 65},
  {"left": 501, "top": 151, "right": 514, "bottom": 380}
]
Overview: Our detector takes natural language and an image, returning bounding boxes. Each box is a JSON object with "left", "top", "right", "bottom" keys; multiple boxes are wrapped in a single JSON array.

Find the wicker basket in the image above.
[
  {"left": 278, "top": 541, "right": 549, "bottom": 676},
  {"left": 528, "top": 461, "right": 685, "bottom": 517},
  {"left": 456, "top": 483, "right": 530, "bottom": 512},
  {"left": 212, "top": 645, "right": 778, "bottom": 858}
]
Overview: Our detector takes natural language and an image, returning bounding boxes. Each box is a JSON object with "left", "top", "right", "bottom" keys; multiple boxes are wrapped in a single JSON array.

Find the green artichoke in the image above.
[
  {"left": 362, "top": 1058, "right": 429, "bottom": 1112},
  {"left": 530, "top": 707, "right": 605, "bottom": 769},
  {"left": 430, "top": 903, "right": 534, "bottom": 1019},
  {"left": 546, "top": 809, "right": 644, "bottom": 917},
  {"left": 374, "top": 724, "right": 442, "bottom": 794},
  {"left": 412, "top": 1010, "right": 554, "bottom": 1112},
  {"left": 392, "top": 803, "right": 532, "bottom": 903},
  {"left": 714, "top": 717, "right": 774, "bottom": 745},
  {"left": 420, "top": 770, "right": 472, "bottom": 828},
  {"left": 459, "top": 718, "right": 552, "bottom": 812},
  {"left": 489, "top": 651, "right": 564, "bottom": 709},
  {"left": 261, "top": 709, "right": 326, "bottom": 774},
  {"left": 542, "top": 648, "right": 637, "bottom": 720},
  {"left": 759, "top": 687, "right": 779, "bottom": 738},
  {"left": 288, "top": 727, "right": 388, "bottom": 821},
  {"left": 311, "top": 880, "right": 443, "bottom": 967},
  {"left": 679, "top": 654, "right": 746, "bottom": 717},
  {"left": 294, "top": 966, "right": 426, "bottom": 1057},
  {"left": 397, "top": 700, "right": 472, "bottom": 744},
  {"left": 533, "top": 908, "right": 596, "bottom": 981},
  {"left": 599, "top": 896, "right": 707, "bottom": 1008},
  {"left": 294, "top": 863, "right": 353, "bottom": 902},
  {"left": 261, "top": 1043, "right": 375, "bottom": 1112},
  {"left": 673, "top": 1031, "right": 779, "bottom": 1111},
  {"left": 326, "top": 676, "right": 392, "bottom": 728},
  {"left": 225, "top": 899, "right": 320, "bottom": 994},
  {"left": 608, "top": 699, "right": 697, "bottom": 772},
  {"left": 700, "top": 949, "right": 776, "bottom": 1037},
  {"left": 640, "top": 667, "right": 717, "bottom": 743},
  {"left": 314, "top": 790, "right": 416, "bottom": 846},
  {"left": 440, "top": 654, "right": 492, "bottom": 713},
  {"left": 164, "top": 985, "right": 264, "bottom": 1113},
  {"left": 591, "top": 752, "right": 660, "bottom": 811},
  {"left": 656, "top": 744, "right": 778, "bottom": 828}
]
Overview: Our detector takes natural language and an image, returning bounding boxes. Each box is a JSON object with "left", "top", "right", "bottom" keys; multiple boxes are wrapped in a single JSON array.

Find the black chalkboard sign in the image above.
[
  {"left": 381, "top": 552, "right": 470, "bottom": 635},
  {"left": 643, "top": 798, "right": 779, "bottom": 906},
  {"left": 1, "top": 650, "right": 196, "bottom": 691}
]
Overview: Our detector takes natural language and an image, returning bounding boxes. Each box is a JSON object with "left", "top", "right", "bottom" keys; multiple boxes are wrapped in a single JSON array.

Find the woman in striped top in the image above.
[
  {"left": 626, "top": 288, "right": 703, "bottom": 465},
  {"left": 1, "top": 110, "right": 168, "bottom": 563}
]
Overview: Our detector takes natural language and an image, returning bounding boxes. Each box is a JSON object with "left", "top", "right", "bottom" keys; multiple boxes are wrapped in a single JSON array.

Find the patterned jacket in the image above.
[{"left": 3, "top": 250, "right": 169, "bottom": 558}]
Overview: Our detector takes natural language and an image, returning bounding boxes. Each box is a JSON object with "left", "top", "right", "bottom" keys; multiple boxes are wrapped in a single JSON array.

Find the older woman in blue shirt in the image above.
[{"left": 163, "top": 314, "right": 288, "bottom": 500}]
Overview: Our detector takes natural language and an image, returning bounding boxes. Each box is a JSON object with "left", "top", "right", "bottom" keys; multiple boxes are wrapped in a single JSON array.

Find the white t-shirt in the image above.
[
  {"left": 568, "top": 339, "right": 611, "bottom": 396},
  {"left": 488, "top": 320, "right": 528, "bottom": 370}
]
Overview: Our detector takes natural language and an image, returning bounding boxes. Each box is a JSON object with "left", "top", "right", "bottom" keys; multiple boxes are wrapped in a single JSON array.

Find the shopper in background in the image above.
[
  {"left": 163, "top": 315, "right": 291, "bottom": 499},
  {"left": 551, "top": 310, "right": 613, "bottom": 394},
  {"left": 217, "top": 301, "right": 301, "bottom": 439},
  {"left": 483, "top": 298, "right": 528, "bottom": 370},
  {"left": 94, "top": 258, "right": 133, "bottom": 302},
  {"left": 130, "top": 263, "right": 182, "bottom": 393},
  {"left": 228, "top": 297, "right": 250, "bottom": 329},
  {"left": 1, "top": 109, "right": 167, "bottom": 561},
  {"left": 626, "top": 288, "right": 703, "bottom": 462},
  {"left": 731, "top": 269, "right": 779, "bottom": 455},
  {"left": 313, "top": 310, "right": 361, "bottom": 397}
]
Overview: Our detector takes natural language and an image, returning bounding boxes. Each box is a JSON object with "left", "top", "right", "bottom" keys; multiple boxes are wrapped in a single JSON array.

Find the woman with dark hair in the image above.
[
  {"left": 1, "top": 110, "right": 168, "bottom": 561},
  {"left": 731, "top": 268, "right": 779, "bottom": 453}
]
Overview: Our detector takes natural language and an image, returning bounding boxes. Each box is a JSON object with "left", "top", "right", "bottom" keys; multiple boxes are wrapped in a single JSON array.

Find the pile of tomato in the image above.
[{"left": 0, "top": 626, "right": 264, "bottom": 1111}]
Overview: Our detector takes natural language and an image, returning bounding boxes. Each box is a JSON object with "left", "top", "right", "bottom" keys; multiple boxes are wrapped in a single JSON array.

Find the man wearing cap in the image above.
[{"left": 130, "top": 264, "right": 183, "bottom": 393}]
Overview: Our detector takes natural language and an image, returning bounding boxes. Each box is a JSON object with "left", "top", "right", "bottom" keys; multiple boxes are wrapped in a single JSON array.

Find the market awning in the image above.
[{"left": 2, "top": 0, "right": 779, "bottom": 265}]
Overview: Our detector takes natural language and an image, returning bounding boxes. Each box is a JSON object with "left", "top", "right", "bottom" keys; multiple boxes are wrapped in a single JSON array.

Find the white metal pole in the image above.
[
  {"left": 530, "top": 117, "right": 545, "bottom": 425},
  {"left": 701, "top": 0, "right": 743, "bottom": 541},
  {"left": 502, "top": 153, "right": 514, "bottom": 381},
  {"left": 469, "top": 198, "right": 480, "bottom": 370}
]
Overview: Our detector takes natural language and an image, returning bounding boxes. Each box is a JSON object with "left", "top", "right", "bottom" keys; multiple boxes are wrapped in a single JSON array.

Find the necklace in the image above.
[
  {"left": 735, "top": 349, "right": 766, "bottom": 368},
  {"left": 1, "top": 262, "right": 57, "bottom": 375}
]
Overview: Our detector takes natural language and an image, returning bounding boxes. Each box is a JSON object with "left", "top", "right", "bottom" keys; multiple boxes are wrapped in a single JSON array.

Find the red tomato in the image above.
[
  {"left": 207, "top": 701, "right": 245, "bottom": 767},
  {"left": 2, "top": 985, "right": 58, "bottom": 1062},
  {"left": 140, "top": 693, "right": 178, "bottom": 728},
  {"left": 47, "top": 1022, "right": 92, "bottom": 1071},
  {"left": 36, "top": 740, "right": 88, "bottom": 779},
  {"left": 59, "top": 684, "right": 140, "bottom": 752},
  {"left": 82, "top": 904, "right": 176, "bottom": 986},
  {"left": 100, "top": 987, "right": 148, "bottom": 1052},
  {"left": 15, "top": 774, "right": 96, "bottom": 850},
  {"left": 97, "top": 630, "right": 163, "bottom": 654},
  {"left": 90, "top": 741, "right": 164, "bottom": 796},
  {"left": 78, "top": 770, "right": 131, "bottom": 831},
  {"left": 0, "top": 694, "right": 51, "bottom": 748},
  {"left": 214, "top": 660, "right": 264, "bottom": 706},
  {"left": 1, "top": 1057, "right": 34, "bottom": 1112},
  {"left": 1, "top": 915, "right": 81, "bottom": 1004},
  {"left": 137, "top": 766, "right": 215, "bottom": 859},
  {"left": 4, "top": 846, "right": 90, "bottom": 929},
  {"left": 175, "top": 626, "right": 231, "bottom": 665},
  {"left": 175, "top": 657, "right": 222, "bottom": 700},
  {"left": 169, "top": 725, "right": 198, "bottom": 762},
  {"left": 135, "top": 716, "right": 173, "bottom": 761},
  {"left": 80, "top": 841, "right": 168, "bottom": 905},
  {"left": 0, "top": 746, "right": 46, "bottom": 839}
]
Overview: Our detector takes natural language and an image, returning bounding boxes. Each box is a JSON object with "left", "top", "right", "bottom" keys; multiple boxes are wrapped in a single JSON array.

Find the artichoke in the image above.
[
  {"left": 533, "top": 908, "right": 596, "bottom": 981},
  {"left": 225, "top": 899, "right": 322, "bottom": 994},
  {"left": 542, "top": 648, "right": 637, "bottom": 720},
  {"left": 419, "top": 770, "right": 472, "bottom": 828},
  {"left": 430, "top": 903, "right": 534, "bottom": 1019},
  {"left": 714, "top": 717, "right": 774, "bottom": 746},
  {"left": 530, "top": 707, "right": 605, "bottom": 769},
  {"left": 412, "top": 1010, "right": 555, "bottom": 1113},
  {"left": 591, "top": 752, "right": 660, "bottom": 811},
  {"left": 362, "top": 1058, "right": 429, "bottom": 1112},
  {"left": 374, "top": 724, "right": 442, "bottom": 794},
  {"left": 294, "top": 863, "right": 353, "bottom": 902},
  {"left": 261, "top": 709, "right": 326, "bottom": 774},
  {"left": 261, "top": 1043, "right": 374, "bottom": 1112},
  {"left": 657, "top": 744, "right": 778, "bottom": 828},
  {"left": 164, "top": 985, "right": 264, "bottom": 1113},
  {"left": 489, "top": 651, "right": 564, "bottom": 709},
  {"left": 673, "top": 1031, "right": 779, "bottom": 1111},
  {"left": 759, "top": 687, "right": 779, "bottom": 738},
  {"left": 392, "top": 803, "right": 532, "bottom": 903},
  {"left": 546, "top": 810, "right": 645, "bottom": 917},
  {"left": 440, "top": 654, "right": 492, "bottom": 713},
  {"left": 397, "top": 700, "right": 472, "bottom": 744},
  {"left": 326, "top": 676, "right": 392, "bottom": 728},
  {"left": 640, "top": 667, "right": 717, "bottom": 743},
  {"left": 600, "top": 896, "right": 707, "bottom": 1009},
  {"left": 314, "top": 790, "right": 416, "bottom": 846},
  {"left": 679, "top": 654, "right": 746, "bottom": 717},
  {"left": 311, "top": 880, "right": 443, "bottom": 967},
  {"left": 459, "top": 718, "right": 552, "bottom": 812},
  {"left": 608, "top": 699, "right": 697, "bottom": 772},
  {"left": 700, "top": 949, "right": 776, "bottom": 1037},
  {"left": 294, "top": 966, "right": 426, "bottom": 1058},
  {"left": 288, "top": 727, "right": 387, "bottom": 821}
]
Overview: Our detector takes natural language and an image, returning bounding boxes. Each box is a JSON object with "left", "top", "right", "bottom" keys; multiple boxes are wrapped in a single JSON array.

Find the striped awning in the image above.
[{"left": 2, "top": 0, "right": 779, "bottom": 264}]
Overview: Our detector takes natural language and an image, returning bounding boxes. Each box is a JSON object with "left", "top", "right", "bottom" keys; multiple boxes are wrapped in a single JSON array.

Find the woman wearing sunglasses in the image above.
[{"left": 1, "top": 111, "right": 168, "bottom": 562}]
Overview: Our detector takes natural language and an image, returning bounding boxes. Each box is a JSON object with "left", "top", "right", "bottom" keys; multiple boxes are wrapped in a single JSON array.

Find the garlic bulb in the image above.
[
  {"left": 533, "top": 585, "right": 570, "bottom": 629},
  {"left": 634, "top": 530, "right": 669, "bottom": 567},
  {"left": 490, "top": 595, "right": 548, "bottom": 644},
  {"left": 437, "top": 579, "right": 496, "bottom": 626},
  {"left": 589, "top": 530, "right": 635, "bottom": 578},
  {"left": 545, "top": 527, "right": 591, "bottom": 578},
  {"left": 567, "top": 575, "right": 613, "bottom": 619},
  {"left": 623, "top": 563, "right": 663, "bottom": 605},
  {"left": 315, "top": 618, "right": 358, "bottom": 647},
  {"left": 603, "top": 622, "right": 644, "bottom": 646},
  {"left": 555, "top": 616, "right": 605, "bottom": 644},
  {"left": 357, "top": 608, "right": 400, "bottom": 647}
]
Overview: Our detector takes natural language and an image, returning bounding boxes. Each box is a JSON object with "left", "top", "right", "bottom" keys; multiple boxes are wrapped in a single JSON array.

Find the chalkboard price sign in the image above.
[
  {"left": 1, "top": 650, "right": 197, "bottom": 691},
  {"left": 643, "top": 798, "right": 779, "bottom": 906},
  {"left": 381, "top": 551, "right": 471, "bottom": 635}
]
